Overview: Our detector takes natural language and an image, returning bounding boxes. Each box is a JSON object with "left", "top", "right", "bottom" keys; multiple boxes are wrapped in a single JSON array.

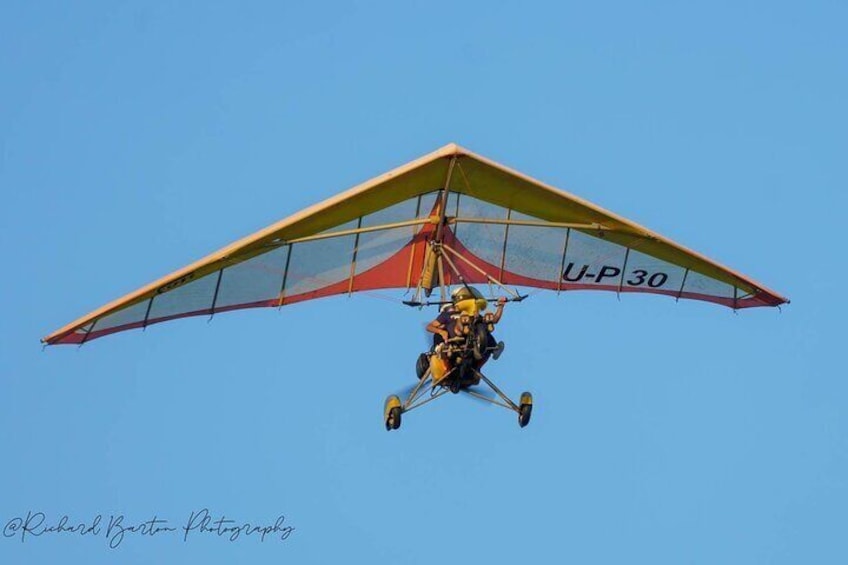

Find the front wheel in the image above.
[{"left": 471, "top": 323, "right": 490, "bottom": 361}]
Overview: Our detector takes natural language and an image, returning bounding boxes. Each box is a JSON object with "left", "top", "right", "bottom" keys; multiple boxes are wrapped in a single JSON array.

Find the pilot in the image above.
[{"left": 426, "top": 302, "right": 459, "bottom": 350}]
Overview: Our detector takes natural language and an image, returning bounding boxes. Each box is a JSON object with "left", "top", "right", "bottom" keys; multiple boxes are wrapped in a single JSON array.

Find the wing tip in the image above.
[{"left": 41, "top": 333, "right": 61, "bottom": 346}]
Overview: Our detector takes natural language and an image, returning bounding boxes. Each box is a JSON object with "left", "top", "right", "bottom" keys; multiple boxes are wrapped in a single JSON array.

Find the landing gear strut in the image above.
[{"left": 384, "top": 362, "right": 533, "bottom": 430}]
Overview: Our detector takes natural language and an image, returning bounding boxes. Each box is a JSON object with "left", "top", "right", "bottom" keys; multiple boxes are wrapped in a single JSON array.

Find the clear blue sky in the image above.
[{"left": 2, "top": 1, "right": 845, "bottom": 563}]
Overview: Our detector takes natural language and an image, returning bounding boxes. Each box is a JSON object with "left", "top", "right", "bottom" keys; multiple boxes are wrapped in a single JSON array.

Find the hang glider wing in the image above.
[{"left": 43, "top": 143, "right": 788, "bottom": 345}]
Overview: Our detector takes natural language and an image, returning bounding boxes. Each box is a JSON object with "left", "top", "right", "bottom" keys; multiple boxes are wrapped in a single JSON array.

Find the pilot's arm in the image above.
[
  {"left": 492, "top": 297, "right": 507, "bottom": 323},
  {"left": 426, "top": 319, "right": 450, "bottom": 343}
]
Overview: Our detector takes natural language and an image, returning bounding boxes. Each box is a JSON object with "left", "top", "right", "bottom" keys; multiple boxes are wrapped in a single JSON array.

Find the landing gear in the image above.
[
  {"left": 518, "top": 391, "right": 533, "bottom": 428},
  {"left": 384, "top": 395, "right": 402, "bottom": 431},
  {"left": 385, "top": 362, "right": 534, "bottom": 430}
]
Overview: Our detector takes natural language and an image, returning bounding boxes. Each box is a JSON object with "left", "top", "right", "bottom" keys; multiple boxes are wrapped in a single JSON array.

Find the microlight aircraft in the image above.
[{"left": 43, "top": 143, "right": 788, "bottom": 430}]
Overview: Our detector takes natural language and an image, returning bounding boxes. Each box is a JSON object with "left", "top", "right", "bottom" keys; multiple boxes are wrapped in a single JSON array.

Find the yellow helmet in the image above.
[{"left": 451, "top": 286, "right": 487, "bottom": 315}]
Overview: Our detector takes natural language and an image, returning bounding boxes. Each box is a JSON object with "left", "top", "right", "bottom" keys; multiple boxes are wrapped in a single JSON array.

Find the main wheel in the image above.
[
  {"left": 416, "top": 353, "right": 429, "bottom": 380},
  {"left": 518, "top": 391, "right": 533, "bottom": 428},
  {"left": 384, "top": 395, "right": 402, "bottom": 431},
  {"left": 387, "top": 407, "right": 401, "bottom": 430}
]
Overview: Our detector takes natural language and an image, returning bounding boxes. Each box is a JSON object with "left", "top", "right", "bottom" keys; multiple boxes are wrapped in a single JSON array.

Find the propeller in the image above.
[{"left": 394, "top": 382, "right": 420, "bottom": 403}]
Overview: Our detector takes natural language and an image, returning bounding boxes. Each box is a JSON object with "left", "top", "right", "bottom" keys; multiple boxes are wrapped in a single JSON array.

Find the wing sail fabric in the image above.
[
  {"left": 57, "top": 194, "right": 441, "bottom": 344},
  {"left": 44, "top": 143, "right": 787, "bottom": 345},
  {"left": 447, "top": 195, "right": 745, "bottom": 304}
]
